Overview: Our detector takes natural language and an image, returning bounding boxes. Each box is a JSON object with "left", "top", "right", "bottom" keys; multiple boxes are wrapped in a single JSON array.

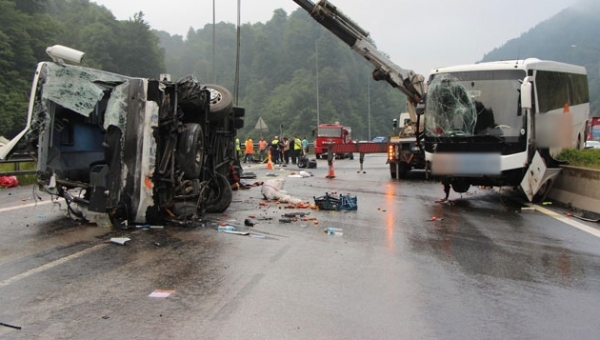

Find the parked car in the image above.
[{"left": 585, "top": 140, "right": 600, "bottom": 149}]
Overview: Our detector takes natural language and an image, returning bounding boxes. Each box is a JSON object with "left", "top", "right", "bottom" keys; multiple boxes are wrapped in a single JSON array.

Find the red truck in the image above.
[{"left": 313, "top": 123, "right": 354, "bottom": 159}]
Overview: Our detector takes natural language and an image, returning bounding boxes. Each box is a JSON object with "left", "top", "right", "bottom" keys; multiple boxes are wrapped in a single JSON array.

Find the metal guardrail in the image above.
[{"left": 0, "top": 159, "right": 37, "bottom": 176}]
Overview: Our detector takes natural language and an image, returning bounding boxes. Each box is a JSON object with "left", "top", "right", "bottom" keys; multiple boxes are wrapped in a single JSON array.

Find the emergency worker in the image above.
[
  {"left": 258, "top": 137, "right": 268, "bottom": 162},
  {"left": 293, "top": 136, "right": 302, "bottom": 164},
  {"left": 245, "top": 137, "right": 254, "bottom": 163},
  {"left": 235, "top": 138, "right": 241, "bottom": 159},
  {"left": 271, "top": 136, "right": 280, "bottom": 164}
]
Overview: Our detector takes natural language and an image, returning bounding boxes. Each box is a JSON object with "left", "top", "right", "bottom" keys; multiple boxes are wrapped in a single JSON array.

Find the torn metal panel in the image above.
[{"left": 42, "top": 63, "right": 126, "bottom": 117}]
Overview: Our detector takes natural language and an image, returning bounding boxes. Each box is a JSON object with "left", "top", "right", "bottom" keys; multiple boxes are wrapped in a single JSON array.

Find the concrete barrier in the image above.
[{"left": 548, "top": 165, "right": 600, "bottom": 215}]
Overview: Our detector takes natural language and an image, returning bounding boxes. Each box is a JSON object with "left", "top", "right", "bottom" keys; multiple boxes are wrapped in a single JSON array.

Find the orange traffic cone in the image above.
[
  {"left": 326, "top": 160, "right": 335, "bottom": 179},
  {"left": 266, "top": 150, "right": 274, "bottom": 170}
]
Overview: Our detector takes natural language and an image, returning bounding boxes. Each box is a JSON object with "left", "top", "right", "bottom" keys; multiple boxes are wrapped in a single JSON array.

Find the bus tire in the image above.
[
  {"left": 205, "top": 172, "right": 233, "bottom": 213},
  {"left": 205, "top": 84, "right": 233, "bottom": 122}
]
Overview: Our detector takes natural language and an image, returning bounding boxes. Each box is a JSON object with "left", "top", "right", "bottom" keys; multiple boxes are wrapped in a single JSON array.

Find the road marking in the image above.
[
  {"left": 0, "top": 199, "right": 53, "bottom": 213},
  {"left": 531, "top": 204, "right": 600, "bottom": 238},
  {"left": 0, "top": 243, "right": 107, "bottom": 289}
]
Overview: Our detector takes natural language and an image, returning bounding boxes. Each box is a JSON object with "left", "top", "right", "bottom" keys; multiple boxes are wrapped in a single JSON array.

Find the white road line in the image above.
[
  {"left": 531, "top": 204, "right": 600, "bottom": 238},
  {"left": 0, "top": 199, "right": 54, "bottom": 213},
  {"left": 0, "top": 243, "right": 107, "bottom": 289}
]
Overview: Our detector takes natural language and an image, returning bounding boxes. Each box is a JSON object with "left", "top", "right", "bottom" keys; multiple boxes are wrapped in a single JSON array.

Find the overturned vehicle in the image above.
[{"left": 0, "top": 46, "right": 244, "bottom": 226}]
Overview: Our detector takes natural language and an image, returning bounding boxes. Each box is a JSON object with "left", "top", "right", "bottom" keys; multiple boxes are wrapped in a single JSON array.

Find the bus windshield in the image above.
[
  {"left": 425, "top": 70, "right": 526, "bottom": 138},
  {"left": 318, "top": 127, "right": 342, "bottom": 138}
]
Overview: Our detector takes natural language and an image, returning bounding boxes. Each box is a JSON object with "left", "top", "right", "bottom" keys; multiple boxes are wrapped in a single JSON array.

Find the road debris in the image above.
[
  {"left": 325, "top": 227, "right": 343, "bottom": 236},
  {"left": 244, "top": 218, "right": 256, "bottom": 226},
  {"left": 0, "top": 321, "right": 21, "bottom": 330},
  {"left": 217, "top": 225, "right": 237, "bottom": 232},
  {"left": 426, "top": 217, "right": 444, "bottom": 221},
  {"left": 313, "top": 192, "right": 358, "bottom": 211},
  {"left": 149, "top": 289, "right": 174, "bottom": 298},
  {"left": 110, "top": 237, "right": 131, "bottom": 245},
  {"left": 223, "top": 230, "right": 250, "bottom": 236},
  {"left": 0, "top": 176, "right": 19, "bottom": 188}
]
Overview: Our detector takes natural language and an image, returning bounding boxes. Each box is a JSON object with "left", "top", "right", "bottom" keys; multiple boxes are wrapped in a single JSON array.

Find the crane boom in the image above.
[{"left": 292, "top": 0, "right": 425, "bottom": 123}]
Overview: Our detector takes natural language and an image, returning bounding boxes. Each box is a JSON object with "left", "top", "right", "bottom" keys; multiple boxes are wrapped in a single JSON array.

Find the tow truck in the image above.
[{"left": 292, "top": 0, "right": 427, "bottom": 178}]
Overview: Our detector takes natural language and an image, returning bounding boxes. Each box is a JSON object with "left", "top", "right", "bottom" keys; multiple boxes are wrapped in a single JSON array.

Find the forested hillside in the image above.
[
  {"left": 1, "top": 0, "right": 599, "bottom": 141},
  {"left": 0, "top": 0, "right": 164, "bottom": 139},
  {"left": 481, "top": 0, "right": 600, "bottom": 117},
  {"left": 156, "top": 9, "right": 405, "bottom": 141}
]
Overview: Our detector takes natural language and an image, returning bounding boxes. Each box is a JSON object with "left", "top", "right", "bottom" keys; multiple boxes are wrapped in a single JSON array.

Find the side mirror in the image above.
[{"left": 520, "top": 77, "right": 533, "bottom": 110}]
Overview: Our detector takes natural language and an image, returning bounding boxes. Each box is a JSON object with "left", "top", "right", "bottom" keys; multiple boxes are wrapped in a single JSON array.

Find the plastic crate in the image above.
[{"left": 313, "top": 194, "right": 341, "bottom": 210}]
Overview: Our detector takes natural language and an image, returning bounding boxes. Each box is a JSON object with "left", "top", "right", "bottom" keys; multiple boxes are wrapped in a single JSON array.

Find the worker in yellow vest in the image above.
[
  {"left": 292, "top": 136, "right": 302, "bottom": 164},
  {"left": 235, "top": 138, "right": 241, "bottom": 159}
]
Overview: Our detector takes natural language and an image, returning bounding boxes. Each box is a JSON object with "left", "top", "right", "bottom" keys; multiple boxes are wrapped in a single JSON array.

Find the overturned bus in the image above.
[{"left": 0, "top": 45, "right": 244, "bottom": 226}]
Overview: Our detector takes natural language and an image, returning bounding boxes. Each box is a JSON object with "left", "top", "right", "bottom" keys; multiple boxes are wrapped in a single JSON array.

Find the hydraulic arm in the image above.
[{"left": 292, "top": 0, "right": 425, "bottom": 123}]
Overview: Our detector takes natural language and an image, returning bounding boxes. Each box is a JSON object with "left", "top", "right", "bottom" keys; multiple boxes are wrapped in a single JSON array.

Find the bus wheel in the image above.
[
  {"left": 206, "top": 84, "right": 233, "bottom": 122},
  {"left": 451, "top": 179, "right": 470, "bottom": 193},
  {"left": 178, "top": 123, "right": 204, "bottom": 179},
  {"left": 205, "top": 172, "right": 233, "bottom": 213}
]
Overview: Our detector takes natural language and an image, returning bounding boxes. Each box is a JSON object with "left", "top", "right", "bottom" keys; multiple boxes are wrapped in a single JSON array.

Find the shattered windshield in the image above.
[
  {"left": 425, "top": 70, "right": 526, "bottom": 138},
  {"left": 318, "top": 127, "right": 342, "bottom": 138}
]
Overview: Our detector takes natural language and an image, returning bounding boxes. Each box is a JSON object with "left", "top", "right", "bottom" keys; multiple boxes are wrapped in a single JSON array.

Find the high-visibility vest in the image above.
[
  {"left": 245, "top": 139, "right": 254, "bottom": 154},
  {"left": 236, "top": 138, "right": 241, "bottom": 152},
  {"left": 293, "top": 138, "right": 302, "bottom": 150}
]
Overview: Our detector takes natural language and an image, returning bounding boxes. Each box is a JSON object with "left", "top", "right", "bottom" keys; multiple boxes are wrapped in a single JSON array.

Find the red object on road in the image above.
[{"left": 0, "top": 176, "right": 19, "bottom": 188}]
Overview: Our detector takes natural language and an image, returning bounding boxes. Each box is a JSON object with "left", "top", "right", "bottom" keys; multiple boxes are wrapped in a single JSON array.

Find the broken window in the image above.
[{"left": 425, "top": 70, "right": 525, "bottom": 138}]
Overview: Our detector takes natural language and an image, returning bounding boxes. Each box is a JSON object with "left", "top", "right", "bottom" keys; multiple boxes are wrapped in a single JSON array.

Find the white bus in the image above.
[{"left": 424, "top": 59, "right": 590, "bottom": 201}]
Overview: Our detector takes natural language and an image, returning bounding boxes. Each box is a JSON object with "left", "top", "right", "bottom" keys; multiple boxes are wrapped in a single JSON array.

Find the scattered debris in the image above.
[
  {"left": 240, "top": 172, "right": 257, "bottom": 179},
  {"left": 256, "top": 217, "right": 273, "bottom": 221},
  {"left": 217, "top": 225, "right": 237, "bottom": 232},
  {"left": 0, "top": 176, "right": 19, "bottom": 188},
  {"left": 542, "top": 201, "right": 553, "bottom": 206},
  {"left": 521, "top": 206, "right": 535, "bottom": 213},
  {"left": 223, "top": 230, "right": 250, "bottom": 236},
  {"left": 261, "top": 178, "right": 303, "bottom": 204},
  {"left": 244, "top": 219, "right": 256, "bottom": 226},
  {"left": 426, "top": 216, "right": 444, "bottom": 221},
  {"left": 101, "top": 315, "right": 110, "bottom": 320},
  {"left": 279, "top": 218, "right": 294, "bottom": 223},
  {"left": 110, "top": 237, "right": 131, "bottom": 245},
  {"left": 149, "top": 289, "right": 175, "bottom": 298},
  {"left": 136, "top": 224, "right": 164, "bottom": 229},
  {"left": 325, "top": 227, "right": 343, "bottom": 236},
  {"left": 571, "top": 214, "right": 600, "bottom": 223},
  {"left": 313, "top": 192, "right": 358, "bottom": 211},
  {"left": 283, "top": 212, "right": 310, "bottom": 218},
  {"left": 0, "top": 321, "right": 21, "bottom": 330}
]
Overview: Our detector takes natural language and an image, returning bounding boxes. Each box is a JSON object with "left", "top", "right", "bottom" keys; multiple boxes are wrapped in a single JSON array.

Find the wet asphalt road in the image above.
[{"left": 1, "top": 154, "right": 600, "bottom": 339}]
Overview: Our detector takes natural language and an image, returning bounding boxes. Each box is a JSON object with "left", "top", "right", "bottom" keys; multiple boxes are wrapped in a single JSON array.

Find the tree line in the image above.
[{"left": 1, "top": 0, "right": 598, "bottom": 141}]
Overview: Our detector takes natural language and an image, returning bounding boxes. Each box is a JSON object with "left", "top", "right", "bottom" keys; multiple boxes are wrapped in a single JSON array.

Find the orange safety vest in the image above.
[
  {"left": 245, "top": 139, "right": 254, "bottom": 154},
  {"left": 259, "top": 140, "right": 267, "bottom": 150}
]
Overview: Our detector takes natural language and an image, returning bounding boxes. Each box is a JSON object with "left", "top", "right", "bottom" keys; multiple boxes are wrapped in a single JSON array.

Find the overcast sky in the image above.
[{"left": 91, "top": 0, "right": 580, "bottom": 76}]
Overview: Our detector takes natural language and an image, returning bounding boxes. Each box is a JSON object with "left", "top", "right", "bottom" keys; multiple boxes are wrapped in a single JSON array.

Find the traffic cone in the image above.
[
  {"left": 326, "top": 160, "right": 335, "bottom": 179},
  {"left": 266, "top": 150, "right": 274, "bottom": 169}
]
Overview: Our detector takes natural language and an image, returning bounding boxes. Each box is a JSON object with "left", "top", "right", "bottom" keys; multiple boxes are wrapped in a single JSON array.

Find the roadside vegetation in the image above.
[
  {"left": 557, "top": 148, "right": 600, "bottom": 169},
  {"left": 0, "top": 161, "right": 36, "bottom": 185}
]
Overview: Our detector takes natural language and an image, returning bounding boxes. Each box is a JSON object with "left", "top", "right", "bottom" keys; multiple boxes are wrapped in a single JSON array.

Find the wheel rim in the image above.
[{"left": 208, "top": 88, "right": 223, "bottom": 106}]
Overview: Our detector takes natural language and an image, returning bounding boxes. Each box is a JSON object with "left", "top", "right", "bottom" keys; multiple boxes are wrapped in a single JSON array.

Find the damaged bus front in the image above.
[
  {"left": 424, "top": 59, "right": 589, "bottom": 201},
  {"left": 0, "top": 46, "right": 243, "bottom": 226}
]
